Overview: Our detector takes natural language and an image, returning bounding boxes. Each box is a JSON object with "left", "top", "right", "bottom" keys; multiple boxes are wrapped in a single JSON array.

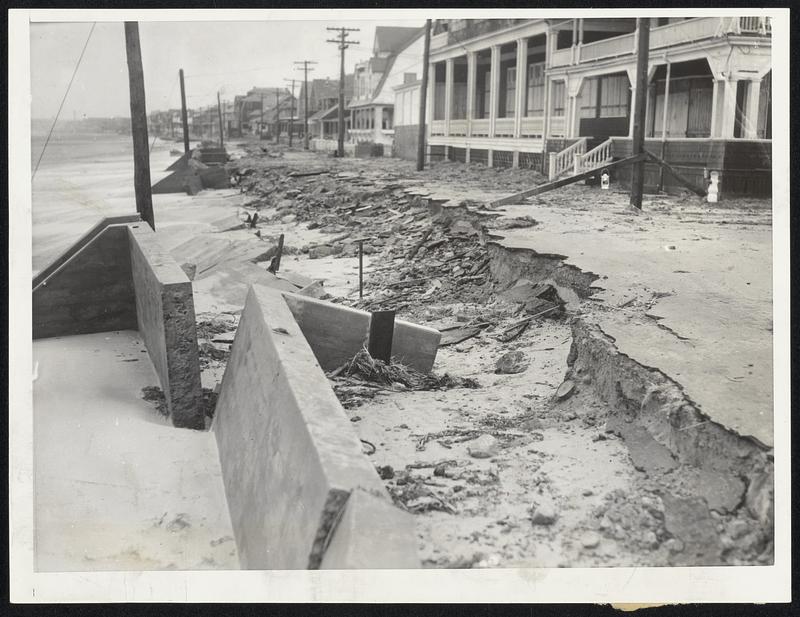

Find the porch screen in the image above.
[
  {"left": 599, "top": 74, "right": 628, "bottom": 117},
  {"left": 505, "top": 67, "right": 516, "bottom": 116},
  {"left": 526, "top": 63, "right": 545, "bottom": 115},
  {"left": 551, "top": 81, "right": 565, "bottom": 116}
]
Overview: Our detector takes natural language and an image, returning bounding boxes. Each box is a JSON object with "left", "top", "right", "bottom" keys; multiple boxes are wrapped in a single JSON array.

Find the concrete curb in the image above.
[{"left": 214, "top": 284, "right": 420, "bottom": 569}]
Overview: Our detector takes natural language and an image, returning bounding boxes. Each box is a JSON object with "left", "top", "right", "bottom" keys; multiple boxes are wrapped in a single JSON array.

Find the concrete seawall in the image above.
[
  {"left": 33, "top": 223, "right": 138, "bottom": 339},
  {"left": 214, "top": 285, "right": 420, "bottom": 569},
  {"left": 129, "top": 224, "right": 204, "bottom": 430},
  {"left": 32, "top": 216, "right": 204, "bottom": 430}
]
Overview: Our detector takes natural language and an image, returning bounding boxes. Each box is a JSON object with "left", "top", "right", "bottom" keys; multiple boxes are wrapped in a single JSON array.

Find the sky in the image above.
[{"left": 30, "top": 18, "right": 425, "bottom": 120}]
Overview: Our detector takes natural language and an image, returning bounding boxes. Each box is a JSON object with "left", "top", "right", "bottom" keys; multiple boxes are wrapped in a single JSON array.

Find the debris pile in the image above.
[{"left": 327, "top": 347, "right": 479, "bottom": 409}]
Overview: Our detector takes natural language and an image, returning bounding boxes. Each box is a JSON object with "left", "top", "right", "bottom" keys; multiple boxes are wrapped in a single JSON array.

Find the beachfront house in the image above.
[
  {"left": 347, "top": 26, "right": 425, "bottom": 151},
  {"left": 425, "top": 17, "right": 772, "bottom": 197},
  {"left": 304, "top": 75, "right": 354, "bottom": 141}
]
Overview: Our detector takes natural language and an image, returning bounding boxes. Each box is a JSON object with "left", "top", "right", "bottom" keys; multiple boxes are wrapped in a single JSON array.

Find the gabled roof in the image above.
[
  {"left": 309, "top": 104, "right": 340, "bottom": 122},
  {"left": 373, "top": 26, "right": 421, "bottom": 55}
]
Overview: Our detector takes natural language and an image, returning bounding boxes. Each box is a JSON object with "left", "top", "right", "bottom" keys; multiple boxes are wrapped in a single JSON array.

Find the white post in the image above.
[
  {"left": 744, "top": 79, "right": 762, "bottom": 138},
  {"left": 466, "top": 51, "right": 476, "bottom": 137},
  {"left": 710, "top": 79, "right": 720, "bottom": 137},
  {"left": 661, "top": 61, "right": 671, "bottom": 140},
  {"left": 444, "top": 58, "right": 454, "bottom": 137},
  {"left": 489, "top": 45, "right": 501, "bottom": 137},
  {"left": 628, "top": 86, "right": 638, "bottom": 137},
  {"left": 720, "top": 79, "right": 738, "bottom": 138},
  {"left": 514, "top": 38, "right": 528, "bottom": 138}
]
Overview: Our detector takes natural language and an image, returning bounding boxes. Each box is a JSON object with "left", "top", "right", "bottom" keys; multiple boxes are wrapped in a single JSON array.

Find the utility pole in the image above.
[
  {"left": 275, "top": 88, "right": 281, "bottom": 144},
  {"left": 124, "top": 22, "right": 155, "bottom": 230},
  {"left": 417, "top": 19, "right": 432, "bottom": 172},
  {"left": 294, "top": 60, "right": 317, "bottom": 150},
  {"left": 283, "top": 78, "right": 298, "bottom": 147},
  {"left": 629, "top": 17, "right": 650, "bottom": 210},
  {"left": 327, "top": 27, "right": 359, "bottom": 158},
  {"left": 259, "top": 93, "right": 264, "bottom": 139},
  {"left": 217, "top": 91, "right": 225, "bottom": 149},
  {"left": 179, "top": 68, "right": 190, "bottom": 154}
]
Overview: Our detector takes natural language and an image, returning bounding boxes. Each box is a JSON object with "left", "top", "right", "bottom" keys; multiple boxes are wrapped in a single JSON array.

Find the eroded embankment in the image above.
[
  {"left": 425, "top": 196, "right": 773, "bottom": 564},
  {"left": 484, "top": 237, "right": 773, "bottom": 564}
]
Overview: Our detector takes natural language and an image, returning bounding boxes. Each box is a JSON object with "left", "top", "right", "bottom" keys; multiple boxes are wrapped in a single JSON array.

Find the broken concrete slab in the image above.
[
  {"left": 214, "top": 285, "right": 413, "bottom": 569},
  {"left": 489, "top": 202, "right": 773, "bottom": 448},
  {"left": 129, "top": 224, "right": 204, "bottom": 430},
  {"left": 281, "top": 292, "right": 441, "bottom": 373}
]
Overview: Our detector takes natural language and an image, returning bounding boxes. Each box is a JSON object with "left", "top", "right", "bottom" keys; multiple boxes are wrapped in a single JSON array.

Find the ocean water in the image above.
[
  {"left": 30, "top": 130, "right": 181, "bottom": 273},
  {"left": 31, "top": 131, "right": 135, "bottom": 170}
]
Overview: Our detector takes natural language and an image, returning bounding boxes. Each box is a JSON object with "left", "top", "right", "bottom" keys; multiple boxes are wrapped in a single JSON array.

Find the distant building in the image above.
[
  {"left": 348, "top": 26, "right": 425, "bottom": 149},
  {"left": 302, "top": 75, "right": 354, "bottom": 140},
  {"left": 425, "top": 17, "right": 773, "bottom": 196}
]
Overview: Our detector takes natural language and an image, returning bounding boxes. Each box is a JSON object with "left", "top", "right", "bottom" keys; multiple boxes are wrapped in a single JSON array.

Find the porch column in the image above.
[
  {"left": 744, "top": 79, "right": 762, "bottom": 138},
  {"left": 489, "top": 44, "right": 501, "bottom": 137},
  {"left": 710, "top": 79, "right": 720, "bottom": 137},
  {"left": 567, "top": 77, "right": 582, "bottom": 138},
  {"left": 466, "top": 51, "right": 476, "bottom": 137},
  {"left": 628, "top": 85, "right": 638, "bottom": 137},
  {"left": 513, "top": 37, "right": 528, "bottom": 139},
  {"left": 444, "top": 58, "right": 454, "bottom": 137},
  {"left": 571, "top": 19, "right": 578, "bottom": 64},
  {"left": 428, "top": 61, "right": 437, "bottom": 135},
  {"left": 375, "top": 105, "right": 382, "bottom": 141},
  {"left": 576, "top": 18, "right": 584, "bottom": 64},
  {"left": 719, "top": 79, "right": 738, "bottom": 138}
]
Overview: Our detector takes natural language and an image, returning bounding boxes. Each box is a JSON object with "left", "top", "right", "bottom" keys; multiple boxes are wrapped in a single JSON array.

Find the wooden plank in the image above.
[
  {"left": 644, "top": 150, "right": 708, "bottom": 197},
  {"left": 490, "top": 153, "right": 648, "bottom": 206}
]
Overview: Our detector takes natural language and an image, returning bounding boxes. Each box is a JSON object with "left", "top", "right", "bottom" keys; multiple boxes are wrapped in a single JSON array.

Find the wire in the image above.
[{"left": 32, "top": 22, "right": 96, "bottom": 180}]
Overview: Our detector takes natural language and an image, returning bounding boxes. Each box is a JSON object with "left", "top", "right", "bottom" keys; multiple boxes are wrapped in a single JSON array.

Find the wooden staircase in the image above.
[{"left": 548, "top": 137, "right": 615, "bottom": 180}]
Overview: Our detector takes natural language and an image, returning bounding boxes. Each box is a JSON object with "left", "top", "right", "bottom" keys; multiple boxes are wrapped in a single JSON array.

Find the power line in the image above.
[{"left": 32, "top": 22, "right": 96, "bottom": 180}]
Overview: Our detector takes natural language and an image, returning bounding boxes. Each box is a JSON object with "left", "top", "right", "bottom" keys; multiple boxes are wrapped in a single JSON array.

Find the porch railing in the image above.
[
  {"left": 471, "top": 118, "right": 490, "bottom": 137},
  {"left": 549, "top": 47, "right": 572, "bottom": 68},
  {"left": 737, "top": 16, "right": 772, "bottom": 35},
  {"left": 520, "top": 116, "right": 544, "bottom": 138},
  {"left": 650, "top": 16, "right": 727, "bottom": 49},
  {"left": 494, "top": 117, "right": 515, "bottom": 137},
  {"left": 549, "top": 116, "right": 566, "bottom": 138},
  {"left": 430, "top": 120, "right": 446, "bottom": 136},
  {"left": 548, "top": 137, "right": 586, "bottom": 180},
  {"left": 430, "top": 31, "right": 449, "bottom": 51},
  {"left": 580, "top": 33, "right": 635, "bottom": 62},
  {"left": 449, "top": 119, "right": 468, "bottom": 136},
  {"left": 575, "top": 138, "right": 614, "bottom": 174},
  {"left": 550, "top": 16, "right": 771, "bottom": 68}
]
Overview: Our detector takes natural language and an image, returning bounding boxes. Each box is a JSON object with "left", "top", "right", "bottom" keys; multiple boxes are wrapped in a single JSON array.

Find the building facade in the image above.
[
  {"left": 426, "top": 17, "right": 772, "bottom": 196},
  {"left": 348, "top": 26, "right": 424, "bottom": 148}
]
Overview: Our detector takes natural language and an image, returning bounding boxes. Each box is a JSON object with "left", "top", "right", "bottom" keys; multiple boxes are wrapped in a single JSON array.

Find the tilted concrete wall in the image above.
[
  {"left": 281, "top": 292, "right": 441, "bottom": 373},
  {"left": 128, "top": 225, "right": 204, "bottom": 430},
  {"left": 214, "top": 285, "right": 419, "bottom": 569},
  {"left": 33, "top": 223, "right": 138, "bottom": 339}
]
